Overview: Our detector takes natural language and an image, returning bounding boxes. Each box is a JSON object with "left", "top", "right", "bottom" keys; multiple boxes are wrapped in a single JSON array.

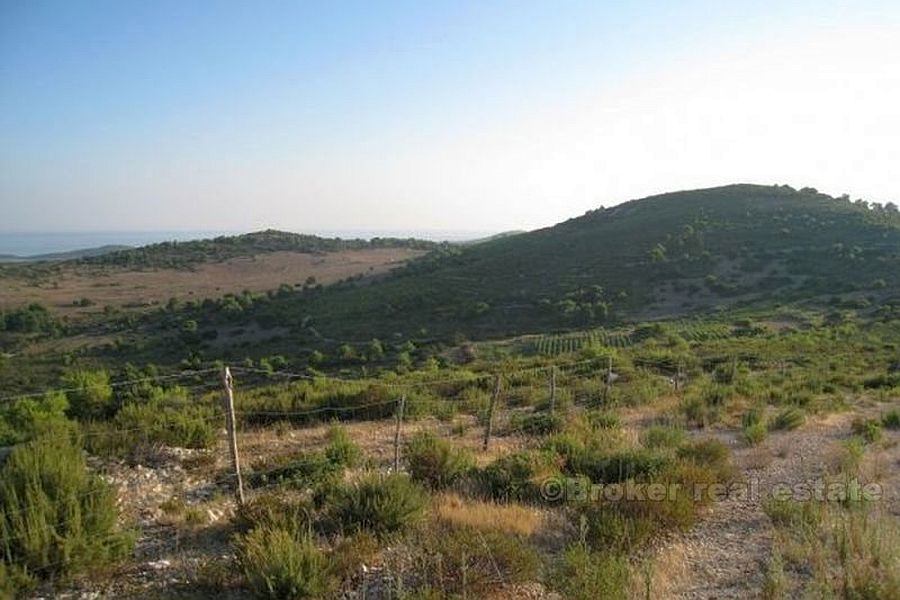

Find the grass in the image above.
[
  {"left": 397, "top": 520, "right": 542, "bottom": 598},
  {"left": 433, "top": 492, "right": 543, "bottom": 537},
  {"left": 851, "top": 416, "right": 884, "bottom": 443},
  {"left": 770, "top": 407, "right": 805, "bottom": 431},
  {"left": 766, "top": 499, "right": 900, "bottom": 598},
  {"left": 552, "top": 545, "right": 630, "bottom": 600}
]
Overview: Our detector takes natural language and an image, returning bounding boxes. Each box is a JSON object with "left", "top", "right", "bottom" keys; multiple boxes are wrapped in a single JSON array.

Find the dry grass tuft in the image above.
[{"left": 433, "top": 493, "right": 543, "bottom": 538}]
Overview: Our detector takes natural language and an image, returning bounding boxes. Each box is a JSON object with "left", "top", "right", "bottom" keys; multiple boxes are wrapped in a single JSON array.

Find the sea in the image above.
[{"left": 0, "top": 229, "right": 493, "bottom": 258}]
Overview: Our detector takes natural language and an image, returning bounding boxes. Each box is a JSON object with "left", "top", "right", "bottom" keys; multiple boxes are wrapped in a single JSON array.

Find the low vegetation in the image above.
[{"left": 0, "top": 185, "right": 898, "bottom": 597}]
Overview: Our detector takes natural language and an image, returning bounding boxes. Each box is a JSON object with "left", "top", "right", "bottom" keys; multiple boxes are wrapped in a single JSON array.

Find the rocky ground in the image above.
[{"left": 32, "top": 400, "right": 899, "bottom": 599}]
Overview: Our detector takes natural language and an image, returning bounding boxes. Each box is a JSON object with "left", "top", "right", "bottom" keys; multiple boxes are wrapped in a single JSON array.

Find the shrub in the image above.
[
  {"left": 235, "top": 492, "right": 314, "bottom": 536},
  {"left": 404, "top": 432, "right": 474, "bottom": 490},
  {"left": 84, "top": 393, "right": 217, "bottom": 459},
  {"left": 585, "top": 409, "right": 622, "bottom": 430},
  {"left": 851, "top": 417, "right": 883, "bottom": 443},
  {"left": 770, "top": 407, "right": 805, "bottom": 431},
  {"left": 0, "top": 432, "right": 134, "bottom": 590},
  {"left": 640, "top": 425, "right": 686, "bottom": 449},
  {"left": 552, "top": 545, "right": 630, "bottom": 600},
  {"left": 742, "top": 406, "right": 764, "bottom": 428},
  {"left": 62, "top": 369, "right": 115, "bottom": 420},
  {"left": 507, "top": 411, "right": 563, "bottom": 435},
  {"left": 0, "top": 392, "right": 71, "bottom": 446},
  {"left": 681, "top": 396, "right": 718, "bottom": 427},
  {"left": 323, "top": 424, "right": 361, "bottom": 468},
  {"left": 237, "top": 526, "right": 334, "bottom": 599},
  {"left": 743, "top": 422, "right": 768, "bottom": 446},
  {"left": 883, "top": 409, "right": 900, "bottom": 430},
  {"left": 568, "top": 448, "right": 669, "bottom": 484},
  {"left": 763, "top": 497, "right": 824, "bottom": 533},
  {"left": 247, "top": 451, "right": 341, "bottom": 491},
  {"left": 676, "top": 438, "right": 726, "bottom": 465},
  {"left": 479, "top": 451, "right": 560, "bottom": 502},
  {"left": 329, "top": 473, "right": 427, "bottom": 538}
]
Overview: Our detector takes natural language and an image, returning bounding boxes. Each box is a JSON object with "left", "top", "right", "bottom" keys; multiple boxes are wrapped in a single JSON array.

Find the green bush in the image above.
[
  {"left": 568, "top": 447, "right": 669, "bottom": 484},
  {"left": 0, "top": 432, "right": 134, "bottom": 591},
  {"left": 235, "top": 493, "right": 314, "bottom": 536},
  {"left": 763, "top": 497, "right": 824, "bottom": 533},
  {"left": 237, "top": 526, "right": 334, "bottom": 599},
  {"left": 743, "top": 422, "right": 768, "bottom": 446},
  {"left": 84, "top": 390, "right": 217, "bottom": 459},
  {"left": 552, "top": 545, "right": 630, "bottom": 600},
  {"left": 883, "top": 409, "right": 900, "bottom": 430},
  {"left": 507, "top": 411, "right": 564, "bottom": 435},
  {"left": 681, "top": 396, "right": 719, "bottom": 427},
  {"left": 0, "top": 392, "right": 71, "bottom": 446},
  {"left": 585, "top": 409, "right": 622, "bottom": 430},
  {"left": 742, "top": 406, "right": 764, "bottom": 428},
  {"left": 851, "top": 417, "right": 883, "bottom": 443},
  {"left": 676, "top": 439, "right": 729, "bottom": 468},
  {"left": 640, "top": 425, "right": 686, "bottom": 449},
  {"left": 247, "top": 451, "right": 341, "bottom": 491},
  {"left": 404, "top": 431, "right": 474, "bottom": 490},
  {"left": 323, "top": 424, "right": 361, "bottom": 468},
  {"left": 62, "top": 369, "right": 115, "bottom": 420},
  {"left": 770, "top": 407, "right": 805, "bottom": 431},
  {"left": 329, "top": 473, "right": 427, "bottom": 538},
  {"left": 479, "top": 450, "right": 560, "bottom": 502}
]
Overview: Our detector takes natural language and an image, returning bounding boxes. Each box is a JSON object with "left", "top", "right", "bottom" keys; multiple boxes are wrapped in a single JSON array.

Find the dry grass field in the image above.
[{"left": 0, "top": 248, "right": 424, "bottom": 315}]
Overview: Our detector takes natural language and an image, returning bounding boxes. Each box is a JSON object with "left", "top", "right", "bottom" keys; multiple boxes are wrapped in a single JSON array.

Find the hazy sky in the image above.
[{"left": 2, "top": 0, "right": 899, "bottom": 233}]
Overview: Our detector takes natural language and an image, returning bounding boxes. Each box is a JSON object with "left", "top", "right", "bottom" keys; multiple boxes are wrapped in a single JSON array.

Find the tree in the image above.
[
  {"left": 366, "top": 339, "right": 385, "bottom": 361},
  {"left": 337, "top": 344, "right": 356, "bottom": 362},
  {"left": 649, "top": 243, "right": 667, "bottom": 263}
]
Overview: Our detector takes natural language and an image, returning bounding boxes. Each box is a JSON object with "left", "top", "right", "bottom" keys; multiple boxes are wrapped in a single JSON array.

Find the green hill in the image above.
[
  {"left": 235, "top": 184, "right": 898, "bottom": 341},
  {"left": 76, "top": 229, "right": 440, "bottom": 269}
]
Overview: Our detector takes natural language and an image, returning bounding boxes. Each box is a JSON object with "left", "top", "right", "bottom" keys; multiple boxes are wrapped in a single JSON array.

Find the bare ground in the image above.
[
  {"left": 0, "top": 248, "right": 424, "bottom": 315},
  {"left": 647, "top": 404, "right": 900, "bottom": 599}
]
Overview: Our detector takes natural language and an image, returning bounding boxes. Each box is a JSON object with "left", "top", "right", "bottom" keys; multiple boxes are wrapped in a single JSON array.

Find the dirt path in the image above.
[{"left": 655, "top": 414, "right": 856, "bottom": 599}]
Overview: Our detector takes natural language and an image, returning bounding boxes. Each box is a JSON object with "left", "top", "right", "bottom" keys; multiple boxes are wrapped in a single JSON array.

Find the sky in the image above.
[{"left": 1, "top": 0, "right": 899, "bottom": 235}]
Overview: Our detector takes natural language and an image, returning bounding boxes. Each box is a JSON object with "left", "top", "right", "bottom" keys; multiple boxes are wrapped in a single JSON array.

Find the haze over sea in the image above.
[{"left": 0, "top": 230, "right": 493, "bottom": 257}]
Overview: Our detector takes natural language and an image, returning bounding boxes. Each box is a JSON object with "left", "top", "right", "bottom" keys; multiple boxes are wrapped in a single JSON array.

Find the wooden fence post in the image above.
[
  {"left": 393, "top": 394, "right": 406, "bottom": 472},
  {"left": 483, "top": 375, "right": 501, "bottom": 451},
  {"left": 549, "top": 366, "right": 557, "bottom": 414},
  {"left": 221, "top": 366, "right": 245, "bottom": 506},
  {"left": 604, "top": 356, "right": 613, "bottom": 401}
]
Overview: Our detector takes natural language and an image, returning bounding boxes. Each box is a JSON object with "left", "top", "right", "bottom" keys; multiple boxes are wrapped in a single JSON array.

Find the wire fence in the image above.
[{"left": 0, "top": 351, "right": 809, "bottom": 562}]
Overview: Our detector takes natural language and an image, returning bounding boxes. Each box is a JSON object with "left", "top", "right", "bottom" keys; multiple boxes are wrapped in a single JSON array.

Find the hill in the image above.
[
  {"left": 0, "top": 231, "right": 436, "bottom": 316},
  {"left": 232, "top": 184, "right": 900, "bottom": 341},
  {"left": 73, "top": 229, "right": 439, "bottom": 270}
]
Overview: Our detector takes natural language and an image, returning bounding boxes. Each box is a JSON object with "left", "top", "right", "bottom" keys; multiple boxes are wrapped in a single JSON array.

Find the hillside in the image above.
[
  {"left": 3, "top": 184, "right": 899, "bottom": 386},
  {"left": 235, "top": 184, "right": 900, "bottom": 341},
  {"left": 0, "top": 231, "right": 436, "bottom": 317}
]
